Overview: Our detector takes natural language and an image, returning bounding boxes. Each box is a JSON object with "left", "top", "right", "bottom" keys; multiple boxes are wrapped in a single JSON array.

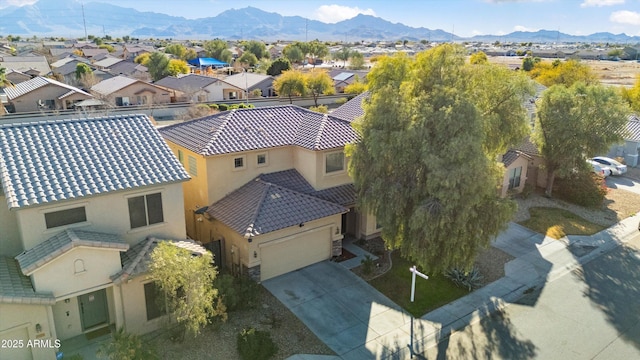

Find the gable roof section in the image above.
[
  {"left": 626, "top": 115, "right": 640, "bottom": 141},
  {"left": 330, "top": 91, "right": 369, "bottom": 122},
  {"left": 260, "top": 169, "right": 355, "bottom": 206},
  {"left": 91, "top": 75, "right": 140, "bottom": 95},
  {"left": 222, "top": 72, "right": 273, "bottom": 89},
  {"left": 0, "top": 114, "right": 190, "bottom": 209},
  {"left": 513, "top": 137, "right": 540, "bottom": 157},
  {"left": 155, "top": 73, "right": 219, "bottom": 92},
  {"left": 3, "top": 76, "right": 92, "bottom": 100},
  {"left": 502, "top": 150, "right": 532, "bottom": 167},
  {"left": 0, "top": 257, "right": 55, "bottom": 305},
  {"left": 111, "top": 237, "right": 208, "bottom": 284},
  {"left": 159, "top": 105, "right": 359, "bottom": 156},
  {"left": 15, "top": 229, "right": 129, "bottom": 276},
  {"left": 93, "top": 56, "right": 124, "bottom": 69},
  {"left": 207, "top": 177, "right": 347, "bottom": 237},
  {"left": 106, "top": 61, "right": 147, "bottom": 76},
  {"left": 0, "top": 55, "right": 51, "bottom": 75}
]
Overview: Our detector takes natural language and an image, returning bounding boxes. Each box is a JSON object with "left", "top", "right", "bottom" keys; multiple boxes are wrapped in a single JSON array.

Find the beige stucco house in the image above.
[
  {"left": 3, "top": 76, "right": 93, "bottom": 113},
  {"left": 91, "top": 75, "right": 171, "bottom": 107},
  {"left": 160, "top": 103, "right": 381, "bottom": 282},
  {"left": 0, "top": 114, "right": 193, "bottom": 359}
]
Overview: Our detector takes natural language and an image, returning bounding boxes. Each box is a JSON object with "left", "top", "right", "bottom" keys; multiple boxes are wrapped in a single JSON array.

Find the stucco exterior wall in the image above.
[
  {"left": 316, "top": 149, "right": 353, "bottom": 190},
  {"left": 358, "top": 212, "right": 382, "bottom": 240},
  {"left": 15, "top": 183, "right": 186, "bottom": 251},
  {"left": 0, "top": 303, "right": 57, "bottom": 360},
  {"left": 0, "top": 194, "right": 22, "bottom": 257},
  {"left": 110, "top": 83, "right": 171, "bottom": 105},
  {"left": 118, "top": 277, "right": 166, "bottom": 335},
  {"left": 10, "top": 84, "right": 90, "bottom": 112},
  {"left": 501, "top": 156, "right": 530, "bottom": 198}
]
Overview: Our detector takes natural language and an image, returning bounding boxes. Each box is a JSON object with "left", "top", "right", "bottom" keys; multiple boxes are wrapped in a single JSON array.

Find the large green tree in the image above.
[
  {"left": 334, "top": 46, "right": 352, "bottom": 67},
  {"left": 165, "top": 44, "right": 187, "bottom": 60},
  {"left": 203, "top": 39, "right": 232, "bottom": 64},
  {"left": 147, "top": 52, "right": 171, "bottom": 81},
  {"left": 237, "top": 52, "right": 259, "bottom": 67},
  {"left": 243, "top": 40, "right": 267, "bottom": 59},
  {"left": 306, "top": 70, "right": 335, "bottom": 106},
  {"left": 266, "top": 57, "right": 291, "bottom": 76},
  {"left": 75, "top": 62, "right": 93, "bottom": 80},
  {"left": 349, "top": 51, "right": 366, "bottom": 70},
  {"left": 348, "top": 44, "right": 533, "bottom": 273},
  {"left": 621, "top": 74, "right": 640, "bottom": 114},
  {"left": 283, "top": 44, "right": 304, "bottom": 65},
  {"left": 148, "top": 241, "right": 226, "bottom": 338},
  {"left": 273, "top": 69, "right": 306, "bottom": 104},
  {"left": 533, "top": 82, "right": 630, "bottom": 197},
  {"left": 168, "top": 59, "right": 189, "bottom": 76}
]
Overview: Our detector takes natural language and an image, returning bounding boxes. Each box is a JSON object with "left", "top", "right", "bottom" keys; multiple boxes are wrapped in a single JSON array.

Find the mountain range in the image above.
[{"left": 1, "top": 0, "right": 639, "bottom": 43}]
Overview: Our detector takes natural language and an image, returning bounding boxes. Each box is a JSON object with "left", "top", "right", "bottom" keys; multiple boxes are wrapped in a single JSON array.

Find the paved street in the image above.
[
  {"left": 422, "top": 232, "right": 640, "bottom": 360},
  {"left": 606, "top": 175, "right": 640, "bottom": 195}
]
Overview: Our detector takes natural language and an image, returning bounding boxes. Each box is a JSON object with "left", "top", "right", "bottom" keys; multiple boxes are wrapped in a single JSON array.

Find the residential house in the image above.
[
  {"left": 4, "top": 69, "right": 32, "bottom": 84},
  {"left": 155, "top": 73, "right": 241, "bottom": 103},
  {"left": 80, "top": 48, "right": 108, "bottom": 59},
  {"left": 104, "top": 60, "right": 149, "bottom": 81},
  {"left": 91, "top": 75, "right": 171, "bottom": 107},
  {"left": 122, "top": 45, "right": 153, "bottom": 61},
  {"left": 51, "top": 58, "right": 111, "bottom": 87},
  {"left": 159, "top": 105, "right": 383, "bottom": 282},
  {"left": 0, "top": 114, "right": 191, "bottom": 360},
  {"left": 607, "top": 115, "right": 640, "bottom": 167},
  {"left": 3, "top": 76, "right": 93, "bottom": 113},
  {"left": 329, "top": 69, "right": 369, "bottom": 93},
  {"left": 0, "top": 55, "right": 52, "bottom": 77},
  {"left": 221, "top": 72, "right": 275, "bottom": 98}
]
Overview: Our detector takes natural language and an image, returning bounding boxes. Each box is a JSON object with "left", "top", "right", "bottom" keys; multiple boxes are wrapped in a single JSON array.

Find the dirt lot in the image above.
[{"left": 487, "top": 56, "right": 640, "bottom": 87}]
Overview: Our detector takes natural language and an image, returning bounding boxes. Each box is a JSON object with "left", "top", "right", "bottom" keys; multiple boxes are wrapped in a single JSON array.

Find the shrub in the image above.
[
  {"left": 237, "top": 328, "right": 277, "bottom": 360},
  {"left": 208, "top": 103, "right": 219, "bottom": 110},
  {"left": 520, "top": 183, "right": 534, "bottom": 199},
  {"left": 213, "top": 274, "right": 260, "bottom": 312},
  {"left": 361, "top": 255, "right": 375, "bottom": 275},
  {"left": 309, "top": 105, "right": 328, "bottom": 113},
  {"left": 97, "top": 327, "right": 158, "bottom": 360},
  {"left": 445, "top": 266, "right": 483, "bottom": 291},
  {"left": 335, "top": 97, "right": 348, "bottom": 105},
  {"left": 217, "top": 103, "right": 229, "bottom": 111},
  {"left": 554, "top": 171, "right": 607, "bottom": 208}
]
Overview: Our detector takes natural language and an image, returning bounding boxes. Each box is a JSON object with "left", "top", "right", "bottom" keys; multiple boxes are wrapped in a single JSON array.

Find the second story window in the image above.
[
  {"left": 234, "top": 156, "right": 246, "bottom": 170},
  {"left": 325, "top": 151, "right": 345, "bottom": 174},
  {"left": 45, "top": 206, "right": 87, "bottom": 229},
  {"left": 257, "top": 153, "right": 267, "bottom": 166},
  {"left": 188, "top": 155, "right": 197, "bottom": 176},
  {"left": 128, "top": 193, "right": 164, "bottom": 229}
]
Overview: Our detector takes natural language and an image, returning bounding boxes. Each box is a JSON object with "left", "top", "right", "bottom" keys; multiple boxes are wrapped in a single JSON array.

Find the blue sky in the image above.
[{"left": 2, "top": 0, "right": 640, "bottom": 37}]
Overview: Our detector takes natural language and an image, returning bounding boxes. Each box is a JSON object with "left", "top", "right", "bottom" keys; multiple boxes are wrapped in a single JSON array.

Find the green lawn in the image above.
[
  {"left": 369, "top": 252, "right": 469, "bottom": 317},
  {"left": 518, "top": 207, "right": 606, "bottom": 239}
]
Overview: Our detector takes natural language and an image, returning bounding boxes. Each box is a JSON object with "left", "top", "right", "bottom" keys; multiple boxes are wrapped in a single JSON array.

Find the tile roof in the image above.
[
  {"left": 0, "top": 114, "right": 190, "bottom": 209},
  {"left": 626, "top": 115, "right": 640, "bottom": 142},
  {"left": 513, "top": 137, "right": 540, "bottom": 157},
  {"left": 91, "top": 75, "right": 139, "bottom": 95},
  {"left": 93, "top": 57, "right": 124, "bottom": 69},
  {"left": 159, "top": 105, "right": 359, "bottom": 156},
  {"left": 0, "top": 257, "right": 55, "bottom": 305},
  {"left": 501, "top": 150, "right": 531, "bottom": 167},
  {"left": 207, "top": 176, "right": 348, "bottom": 237},
  {"left": 111, "top": 237, "right": 209, "bottom": 284},
  {"left": 106, "top": 61, "right": 147, "bottom": 76},
  {"left": 16, "top": 229, "right": 129, "bottom": 276},
  {"left": 155, "top": 73, "right": 219, "bottom": 92},
  {"left": 222, "top": 72, "right": 273, "bottom": 89},
  {"left": 330, "top": 91, "right": 369, "bottom": 122},
  {"left": 260, "top": 169, "right": 356, "bottom": 206},
  {"left": 3, "top": 76, "right": 92, "bottom": 100},
  {"left": 0, "top": 55, "right": 52, "bottom": 75}
]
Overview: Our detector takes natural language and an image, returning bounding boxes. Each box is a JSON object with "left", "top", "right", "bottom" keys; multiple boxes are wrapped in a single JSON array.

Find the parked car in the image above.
[
  {"left": 587, "top": 159, "right": 611, "bottom": 177},
  {"left": 592, "top": 156, "right": 627, "bottom": 175}
]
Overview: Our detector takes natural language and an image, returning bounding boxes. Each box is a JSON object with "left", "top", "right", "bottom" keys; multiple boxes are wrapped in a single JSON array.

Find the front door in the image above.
[{"left": 78, "top": 289, "right": 108, "bottom": 330}]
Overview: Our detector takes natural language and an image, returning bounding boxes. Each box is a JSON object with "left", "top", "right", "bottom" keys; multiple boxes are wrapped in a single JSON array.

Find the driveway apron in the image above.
[{"left": 263, "top": 261, "right": 414, "bottom": 358}]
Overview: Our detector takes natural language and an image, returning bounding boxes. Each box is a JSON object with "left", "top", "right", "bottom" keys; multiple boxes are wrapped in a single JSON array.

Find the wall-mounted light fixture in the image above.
[
  {"left": 253, "top": 251, "right": 257, "bottom": 258},
  {"left": 248, "top": 237, "right": 253, "bottom": 243},
  {"left": 335, "top": 227, "right": 340, "bottom": 235},
  {"left": 35, "top": 323, "right": 42, "bottom": 333}
]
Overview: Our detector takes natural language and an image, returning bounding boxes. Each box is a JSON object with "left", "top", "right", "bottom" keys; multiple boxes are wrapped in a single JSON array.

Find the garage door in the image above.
[
  {"left": 0, "top": 326, "right": 33, "bottom": 360},
  {"left": 260, "top": 227, "right": 331, "bottom": 281}
]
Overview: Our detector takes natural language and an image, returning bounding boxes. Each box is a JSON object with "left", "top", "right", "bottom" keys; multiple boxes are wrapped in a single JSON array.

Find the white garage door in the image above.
[
  {"left": 260, "top": 227, "right": 331, "bottom": 281},
  {"left": 0, "top": 326, "right": 33, "bottom": 360}
]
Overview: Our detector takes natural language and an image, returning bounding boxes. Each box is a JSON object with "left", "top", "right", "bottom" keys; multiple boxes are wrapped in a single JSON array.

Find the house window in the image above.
[
  {"left": 197, "top": 94, "right": 206, "bottom": 102},
  {"left": 136, "top": 95, "right": 148, "bottom": 105},
  {"left": 115, "top": 96, "right": 130, "bottom": 106},
  {"left": 38, "top": 99, "right": 55, "bottom": 109},
  {"left": 128, "top": 193, "right": 164, "bottom": 229},
  {"left": 188, "top": 156, "right": 197, "bottom": 176},
  {"left": 177, "top": 150, "right": 184, "bottom": 164},
  {"left": 508, "top": 166, "right": 523, "bottom": 190},
  {"left": 325, "top": 152, "right": 345, "bottom": 174},
  {"left": 144, "top": 282, "right": 166, "bottom": 321},
  {"left": 234, "top": 156, "right": 245, "bottom": 170},
  {"left": 45, "top": 206, "right": 87, "bottom": 229},
  {"left": 257, "top": 153, "right": 267, "bottom": 166}
]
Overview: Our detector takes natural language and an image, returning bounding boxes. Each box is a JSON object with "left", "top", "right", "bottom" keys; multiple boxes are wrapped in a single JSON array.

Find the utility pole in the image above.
[
  {"left": 305, "top": 19, "right": 308, "bottom": 42},
  {"left": 81, "top": 1, "right": 88, "bottom": 41}
]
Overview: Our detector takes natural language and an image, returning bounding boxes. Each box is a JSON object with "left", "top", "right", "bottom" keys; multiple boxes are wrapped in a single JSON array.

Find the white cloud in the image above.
[
  {"left": 513, "top": 25, "right": 539, "bottom": 32},
  {"left": 610, "top": 10, "right": 640, "bottom": 24},
  {"left": 0, "top": 0, "right": 37, "bottom": 8},
  {"left": 580, "top": 0, "right": 624, "bottom": 7},
  {"left": 313, "top": 5, "right": 376, "bottom": 23}
]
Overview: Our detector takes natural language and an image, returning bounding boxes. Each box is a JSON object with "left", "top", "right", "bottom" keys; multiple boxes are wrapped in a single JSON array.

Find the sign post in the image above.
[{"left": 409, "top": 265, "right": 429, "bottom": 358}]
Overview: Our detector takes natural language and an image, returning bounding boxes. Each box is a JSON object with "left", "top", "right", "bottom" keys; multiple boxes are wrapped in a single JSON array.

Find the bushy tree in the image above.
[
  {"left": 469, "top": 51, "right": 488, "bottom": 65},
  {"left": 306, "top": 69, "right": 335, "bottom": 106},
  {"left": 334, "top": 46, "right": 352, "bottom": 67},
  {"left": 237, "top": 52, "right": 259, "bottom": 67},
  {"left": 344, "top": 75, "right": 367, "bottom": 94},
  {"left": 75, "top": 62, "right": 93, "bottom": 80},
  {"left": 134, "top": 53, "right": 150, "bottom": 65},
  {"left": 148, "top": 241, "right": 226, "bottom": 338},
  {"left": 530, "top": 59, "right": 597, "bottom": 87},
  {"left": 533, "top": 82, "right": 630, "bottom": 197},
  {"left": 97, "top": 327, "right": 158, "bottom": 360},
  {"left": 203, "top": 39, "right": 232, "bottom": 64},
  {"left": 266, "top": 57, "right": 291, "bottom": 76},
  {"left": 347, "top": 44, "right": 533, "bottom": 273},
  {"left": 621, "top": 75, "right": 640, "bottom": 113},
  {"left": 168, "top": 59, "right": 189, "bottom": 76},
  {"left": 243, "top": 40, "right": 267, "bottom": 59},
  {"left": 273, "top": 70, "right": 306, "bottom": 104},
  {"left": 165, "top": 44, "right": 187, "bottom": 60},
  {"left": 147, "top": 52, "right": 171, "bottom": 81},
  {"left": 349, "top": 51, "right": 365, "bottom": 70},
  {"left": 283, "top": 44, "right": 304, "bottom": 65}
]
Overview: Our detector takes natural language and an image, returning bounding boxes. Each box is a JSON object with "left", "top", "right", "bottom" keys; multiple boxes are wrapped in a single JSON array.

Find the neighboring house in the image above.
[
  {"left": 222, "top": 72, "right": 276, "bottom": 98},
  {"left": 122, "top": 45, "right": 153, "bottom": 61},
  {"left": 155, "top": 73, "right": 240, "bottom": 103},
  {"left": 512, "top": 137, "right": 547, "bottom": 189},
  {"left": 0, "top": 55, "right": 52, "bottom": 77},
  {"left": 3, "top": 76, "right": 93, "bottom": 113},
  {"left": 105, "top": 60, "right": 149, "bottom": 81},
  {"left": 81, "top": 48, "right": 108, "bottom": 59},
  {"left": 0, "top": 114, "right": 191, "bottom": 359},
  {"left": 93, "top": 56, "right": 124, "bottom": 70},
  {"left": 4, "top": 69, "right": 32, "bottom": 84},
  {"left": 607, "top": 115, "right": 640, "bottom": 167},
  {"left": 329, "top": 69, "right": 369, "bottom": 93},
  {"left": 91, "top": 75, "right": 171, "bottom": 106},
  {"left": 51, "top": 59, "right": 111, "bottom": 87},
  {"left": 500, "top": 150, "right": 532, "bottom": 197},
  {"left": 159, "top": 104, "right": 382, "bottom": 282}
]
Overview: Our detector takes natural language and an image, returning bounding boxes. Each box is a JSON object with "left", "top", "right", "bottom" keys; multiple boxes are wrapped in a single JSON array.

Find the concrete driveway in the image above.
[
  {"left": 605, "top": 175, "right": 640, "bottom": 195},
  {"left": 263, "top": 261, "right": 415, "bottom": 359}
]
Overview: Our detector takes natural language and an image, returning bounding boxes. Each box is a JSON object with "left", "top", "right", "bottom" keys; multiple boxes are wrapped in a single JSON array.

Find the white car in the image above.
[
  {"left": 592, "top": 156, "right": 627, "bottom": 176},
  {"left": 587, "top": 159, "right": 611, "bottom": 177}
]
